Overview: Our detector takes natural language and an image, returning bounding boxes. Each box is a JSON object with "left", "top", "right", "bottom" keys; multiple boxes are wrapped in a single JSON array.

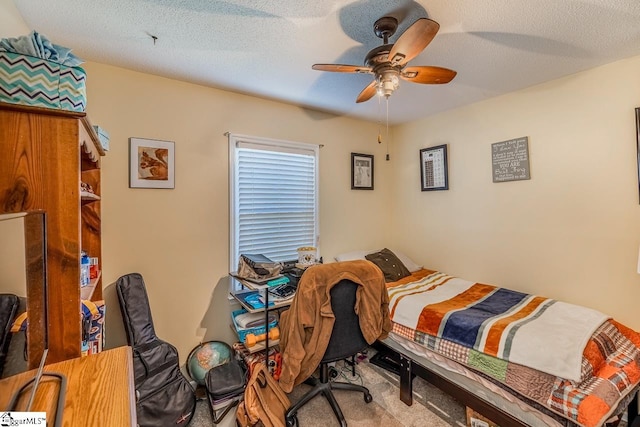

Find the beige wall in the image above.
[
  {"left": 82, "top": 63, "right": 392, "bottom": 357},
  {"left": 0, "top": 216, "right": 27, "bottom": 296},
  {"left": 391, "top": 55, "right": 640, "bottom": 330},
  {"left": 0, "top": 1, "right": 29, "bottom": 38}
]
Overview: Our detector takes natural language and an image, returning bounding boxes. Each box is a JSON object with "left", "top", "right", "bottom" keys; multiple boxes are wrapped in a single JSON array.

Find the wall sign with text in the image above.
[{"left": 491, "top": 137, "right": 530, "bottom": 183}]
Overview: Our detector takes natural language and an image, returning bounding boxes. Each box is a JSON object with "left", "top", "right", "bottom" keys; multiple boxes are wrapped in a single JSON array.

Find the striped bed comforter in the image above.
[{"left": 387, "top": 269, "right": 640, "bottom": 427}]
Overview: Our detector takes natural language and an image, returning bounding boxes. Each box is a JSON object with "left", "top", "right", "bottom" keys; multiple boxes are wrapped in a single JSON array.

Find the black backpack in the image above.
[{"left": 116, "top": 273, "right": 196, "bottom": 427}]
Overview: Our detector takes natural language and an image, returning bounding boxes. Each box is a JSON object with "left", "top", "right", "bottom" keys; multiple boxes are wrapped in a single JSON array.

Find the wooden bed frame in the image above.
[{"left": 374, "top": 340, "right": 639, "bottom": 427}]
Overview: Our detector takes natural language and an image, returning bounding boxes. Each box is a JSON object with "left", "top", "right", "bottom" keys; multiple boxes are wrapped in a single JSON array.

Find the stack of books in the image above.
[
  {"left": 230, "top": 273, "right": 287, "bottom": 289},
  {"left": 233, "top": 290, "right": 274, "bottom": 310},
  {"left": 240, "top": 253, "right": 280, "bottom": 276},
  {"left": 231, "top": 277, "right": 296, "bottom": 310}
]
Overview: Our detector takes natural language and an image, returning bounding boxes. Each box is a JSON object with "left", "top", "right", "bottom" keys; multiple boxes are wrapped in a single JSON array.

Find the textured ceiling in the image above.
[{"left": 12, "top": 0, "right": 640, "bottom": 124}]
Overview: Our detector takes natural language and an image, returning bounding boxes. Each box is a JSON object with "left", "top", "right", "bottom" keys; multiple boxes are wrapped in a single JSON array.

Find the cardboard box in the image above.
[
  {"left": 466, "top": 407, "right": 499, "bottom": 427},
  {"left": 81, "top": 300, "right": 105, "bottom": 356},
  {"left": 92, "top": 125, "right": 110, "bottom": 151}
]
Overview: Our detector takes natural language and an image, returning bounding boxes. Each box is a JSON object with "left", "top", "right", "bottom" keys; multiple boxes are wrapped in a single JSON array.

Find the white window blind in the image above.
[{"left": 229, "top": 134, "right": 319, "bottom": 275}]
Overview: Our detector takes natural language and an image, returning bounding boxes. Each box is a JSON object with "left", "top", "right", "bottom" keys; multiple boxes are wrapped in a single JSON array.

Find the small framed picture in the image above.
[
  {"left": 129, "top": 137, "right": 175, "bottom": 189},
  {"left": 351, "top": 153, "right": 374, "bottom": 190},
  {"left": 636, "top": 108, "right": 640, "bottom": 203},
  {"left": 420, "top": 144, "right": 448, "bottom": 191}
]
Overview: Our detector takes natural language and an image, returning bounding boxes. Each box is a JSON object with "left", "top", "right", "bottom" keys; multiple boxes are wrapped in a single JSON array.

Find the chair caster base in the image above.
[{"left": 286, "top": 414, "right": 298, "bottom": 427}]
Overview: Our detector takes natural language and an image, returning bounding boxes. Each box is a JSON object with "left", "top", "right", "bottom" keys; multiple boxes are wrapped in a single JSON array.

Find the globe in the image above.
[{"left": 187, "top": 341, "right": 232, "bottom": 385}]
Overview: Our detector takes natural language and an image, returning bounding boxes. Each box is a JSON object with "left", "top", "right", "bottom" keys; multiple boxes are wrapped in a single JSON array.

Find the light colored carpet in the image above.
[
  {"left": 285, "top": 357, "right": 467, "bottom": 427},
  {"left": 190, "top": 350, "right": 467, "bottom": 427}
]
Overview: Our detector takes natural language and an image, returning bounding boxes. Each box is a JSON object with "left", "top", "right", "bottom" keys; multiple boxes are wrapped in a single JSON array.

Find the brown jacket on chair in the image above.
[{"left": 278, "top": 260, "right": 391, "bottom": 393}]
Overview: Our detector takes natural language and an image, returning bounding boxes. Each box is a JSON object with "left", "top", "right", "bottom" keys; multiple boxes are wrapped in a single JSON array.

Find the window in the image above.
[{"left": 229, "top": 134, "right": 319, "bottom": 284}]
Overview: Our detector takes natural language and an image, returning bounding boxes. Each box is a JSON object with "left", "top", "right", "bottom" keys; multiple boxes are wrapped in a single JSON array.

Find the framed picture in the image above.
[
  {"left": 636, "top": 108, "right": 640, "bottom": 203},
  {"left": 129, "top": 137, "right": 175, "bottom": 189},
  {"left": 420, "top": 144, "right": 448, "bottom": 191},
  {"left": 351, "top": 153, "right": 374, "bottom": 190}
]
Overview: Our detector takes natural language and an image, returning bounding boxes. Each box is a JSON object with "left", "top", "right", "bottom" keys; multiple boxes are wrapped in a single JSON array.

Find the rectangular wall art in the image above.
[
  {"left": 351, "top": 152, "right": 374, "bottom": 190},
  {"left": 420, "top": 144, "right": 448, "bottom": 191},
  {"left": 491, "top": 137, "right": 530, "bottom": 183},
  {"left": 129, "top": 137, "right": 175, "bottom": 189},
  {"left": 636, "top": 108, "right": 640, "bottom": 203}
]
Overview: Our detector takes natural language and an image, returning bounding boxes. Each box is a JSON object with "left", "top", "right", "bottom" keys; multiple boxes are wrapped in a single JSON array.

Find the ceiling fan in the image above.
[{"left": 312, "top": 16, "right": 457, "bottom": 103}]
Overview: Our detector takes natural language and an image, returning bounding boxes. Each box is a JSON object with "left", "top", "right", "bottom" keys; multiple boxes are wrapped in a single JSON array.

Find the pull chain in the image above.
[
  {"left": 385, "top": 97, "right": 390, "bottom": 161},
  {"left": 377, "top": 95, "right": 383, "bottom": 144}
]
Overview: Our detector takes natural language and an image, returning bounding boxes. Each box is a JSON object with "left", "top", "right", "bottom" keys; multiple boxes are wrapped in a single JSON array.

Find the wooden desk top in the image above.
[{"left": 0, "top": 346, "right": 136, "bottom": 427}]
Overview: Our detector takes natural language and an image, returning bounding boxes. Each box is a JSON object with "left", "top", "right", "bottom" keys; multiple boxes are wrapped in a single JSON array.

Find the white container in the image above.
[
  {"left": 80, "top": 251, "right": 90, "bottom": 287},
  {"left": 297, "top": 246, "right": 316, "bottom": 267}
]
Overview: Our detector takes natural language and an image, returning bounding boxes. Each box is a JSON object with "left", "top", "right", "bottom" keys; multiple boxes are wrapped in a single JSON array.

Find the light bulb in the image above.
[
  {"left": 375, "top": 70, "right": 400, "bottom": 98},
  {"left": 391, "top": 74, "right": 399, "bottom": 88}
]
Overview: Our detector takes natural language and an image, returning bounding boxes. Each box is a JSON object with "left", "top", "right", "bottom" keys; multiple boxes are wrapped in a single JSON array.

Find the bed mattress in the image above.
[
  {"left": 386, "top": 268, "right": 640, "bottom": 427},
  {"left": 0, "top": 51, "right": 86, "bottom": 112},
  {"left": 383, "top": 333, "right": 564, "bottom": 427}
]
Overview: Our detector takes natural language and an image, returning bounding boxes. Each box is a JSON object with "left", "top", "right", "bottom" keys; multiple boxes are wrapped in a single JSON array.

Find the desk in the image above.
[{"left": 0, "top": 346, "right": 136, "bottom": 427}]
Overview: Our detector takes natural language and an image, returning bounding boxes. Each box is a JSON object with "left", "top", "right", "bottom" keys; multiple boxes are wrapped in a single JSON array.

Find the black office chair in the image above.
[{"left": 285, "top": 279, "right": 372, "bottom": 427}]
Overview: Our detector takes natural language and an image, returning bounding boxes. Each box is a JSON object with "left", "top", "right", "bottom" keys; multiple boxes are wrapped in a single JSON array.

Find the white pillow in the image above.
[
  {"left": 335, "top": 247, "right": 423, "bottom": 273},
  {"left": 334, "top": 250, "right": 370, "bottom": 262},
  {"left": 388, "top": 248, "right": 423, "bottom": 273}
]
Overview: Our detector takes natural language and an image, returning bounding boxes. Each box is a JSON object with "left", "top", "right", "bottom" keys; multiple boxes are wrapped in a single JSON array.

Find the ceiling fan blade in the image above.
[
  {"left": 388, "top": 18, "right": 440, "bottom": 66},
  {"left": 401, "top": 66, "right": 457, "bottom": 84},
  {"left": 356, "top": 80, "right": 377, "bottom": 103},
  {"left": 312, "top": 64, "right": 372, "bottom": 73}
]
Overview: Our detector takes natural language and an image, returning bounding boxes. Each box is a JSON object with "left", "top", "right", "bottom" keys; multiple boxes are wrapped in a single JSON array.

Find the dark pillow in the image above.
[{"left": 365, "top": 248, "right": 411, "bottom": 282}]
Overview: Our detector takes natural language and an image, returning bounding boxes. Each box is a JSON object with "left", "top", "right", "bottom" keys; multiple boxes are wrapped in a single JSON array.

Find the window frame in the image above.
[{"left": 228, "top": 133, "right": 320, "bottom": 285}]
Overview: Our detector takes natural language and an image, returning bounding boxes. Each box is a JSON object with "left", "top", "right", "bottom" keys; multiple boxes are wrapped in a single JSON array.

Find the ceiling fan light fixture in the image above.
[
  {"left": 312, "top": 16, "right": 456, "bottom": 104},
  {"left": 390, "top": 53, "right": 405, "bottom": 65},
  {"left": 377, "top": 70, "right": 399, "bottom": 98}
]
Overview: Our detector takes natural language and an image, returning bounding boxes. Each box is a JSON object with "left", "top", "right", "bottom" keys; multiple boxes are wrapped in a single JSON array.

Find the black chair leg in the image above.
[
  {"left": 303, "top": 375, "right": 319, "bottom": 387},
  {"left": 322, "top": 387, "right": 347, "bottom": 427},
  {"left": 331, "top": 381, "right": 370, "bottom": 396},
  {"left": 286, "top": 378, "right": 373, "bottom": 427},
  {"left": 286, "top": 382, "right": 328, "bottom": 419}
]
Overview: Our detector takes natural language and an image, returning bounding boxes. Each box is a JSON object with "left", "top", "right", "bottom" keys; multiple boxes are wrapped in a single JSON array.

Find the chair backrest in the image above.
[
  {"left": 116, "top": 273, "right": 158, "bottom": 348},
  {"left": 322, "top": 279, "right": 369, "bottom": 363}
]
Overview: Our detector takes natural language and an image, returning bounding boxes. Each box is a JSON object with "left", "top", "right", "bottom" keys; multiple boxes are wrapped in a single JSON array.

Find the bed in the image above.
[{"left": 377, "top": 267, "right": 640, "bottom": 427}]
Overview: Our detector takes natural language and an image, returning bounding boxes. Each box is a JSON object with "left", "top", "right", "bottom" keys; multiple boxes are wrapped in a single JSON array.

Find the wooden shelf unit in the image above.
[
  {"left": 0, "top": 102, "right": 105, "bottom": 365},
  {"left": 80, "top": 271, "right": 103, "bottom": 301},
  {"left": 229, "top": 276, "right": 296, "bottom": 355}
]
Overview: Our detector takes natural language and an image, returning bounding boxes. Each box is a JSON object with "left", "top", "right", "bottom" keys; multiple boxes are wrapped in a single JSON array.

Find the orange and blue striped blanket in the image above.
[{"left": 387, "top": 269, "right": 640, "bottom": 427}]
